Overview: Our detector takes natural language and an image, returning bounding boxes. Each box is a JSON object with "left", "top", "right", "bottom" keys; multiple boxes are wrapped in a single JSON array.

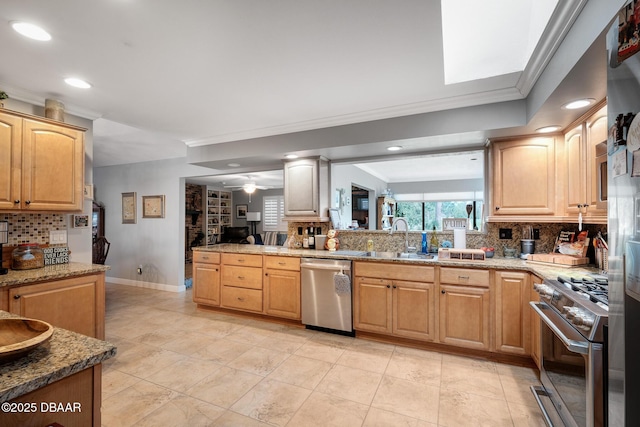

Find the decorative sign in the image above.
[
  {"left": 442, "top": 218, "right": 468, "bottom": 230},
  {"left": 617, "top": 1, "right": 640, "bottom": 65},
  {"left": 43, "top": 247, "right": 70, "bottom": 265}
]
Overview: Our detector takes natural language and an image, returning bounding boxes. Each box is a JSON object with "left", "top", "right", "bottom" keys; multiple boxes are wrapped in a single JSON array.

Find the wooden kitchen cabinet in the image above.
[
  {"left": 220, "top": 253, "right": 263, "bottom": 312},
  {"left": 530, "top": 275, "right": 543, "bottom": 369},
  {"left": 354, "top": 262, "right": 436, "bottom": 342},
  {"left": 564, "top": 103, "right": 607, "bottom": 222},
  {"left": 283, "top": 157, "right": 329, "bottom": 220},
  {"left": 439, "top": 267, "right": 490, "bottom": 351},
  {"left": 0, "top": 110, "right": 85, "bottom": 212},
  {"left": 490, "top": 136, "right": 557, "bottom": 217},
  {"left": 192, "top": 251, "right": 221, "bottom": 306},
  {"left": 494, "top": 270, "right": 530, "bottom": 356},
  {"left": 8, "top": 273, "right": 105, "bottom": 339},
  {"left": 263, "top": 255, "right": 301, "bottom": 319}
]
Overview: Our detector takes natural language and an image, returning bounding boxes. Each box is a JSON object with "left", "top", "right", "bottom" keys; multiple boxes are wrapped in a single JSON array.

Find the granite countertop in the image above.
[
  {"left": 194, "top": 244, "right": 602, "bottom": 280},
  {"left": 0, "top": 262, "right": 110, "bottom": 288},
  {"left": 0, "top": 311, "right": 116, "bottom": 403}
]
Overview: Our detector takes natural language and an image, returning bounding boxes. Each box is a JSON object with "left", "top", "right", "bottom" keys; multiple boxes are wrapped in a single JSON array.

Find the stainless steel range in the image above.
[{"left": 531, "top": 275, "right": 609, "bottom": 427}]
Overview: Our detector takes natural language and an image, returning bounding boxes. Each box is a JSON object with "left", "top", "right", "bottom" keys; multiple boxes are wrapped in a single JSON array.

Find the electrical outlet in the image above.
[
  {"left": 137, "top": 265, "right": 143, "bottom": 275},
  {"left": 499, "top": 228, "right": 512, "bottom": 239},
  {"left": 49, "top": 230, "right": 67, "bottom": 244},
  {"left": 533, "top": 228, "right": 540, "bottom": 240}
]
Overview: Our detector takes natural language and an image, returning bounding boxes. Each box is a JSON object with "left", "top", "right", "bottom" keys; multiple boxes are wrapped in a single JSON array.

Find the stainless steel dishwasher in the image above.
[{"left": 301, "top": 258, "right": 353, "bottom": 335}]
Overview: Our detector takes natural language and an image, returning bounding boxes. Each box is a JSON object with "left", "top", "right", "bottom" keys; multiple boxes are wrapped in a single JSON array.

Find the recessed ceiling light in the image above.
[
  {"left": 563, "top": 99, "right": 595, "bottom": 110},
  {"left": 11, "top": 22, "right": 51, "bottom": 41},
  {"left": 64, "top": 78, "right": 91, "bottom": 89},
  {"left": 285, "top": 154, "right": 298, "bottom": 159},
  {"left": 387, "top": 146, "right": 403, "bottom": 151},
  {"left": 227, "top": 163, "right": 240, "bottom": 167},
  {"left": 536, "top": 125, "right": 561, "bottom": 133}
]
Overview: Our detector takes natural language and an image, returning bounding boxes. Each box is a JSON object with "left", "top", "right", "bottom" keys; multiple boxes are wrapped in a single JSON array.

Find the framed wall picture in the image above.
[
  {"left": 236, "top": 204, "right": 248, "bottom": 219},
  {"left": 142, "top": 195, "right": 166, "bottom": 218},
  {"left": 73, "top": 214, "right": 90, "bottom": 228},
  {"left": 122, "top": 192, "right": 136, "bottom": 224}
]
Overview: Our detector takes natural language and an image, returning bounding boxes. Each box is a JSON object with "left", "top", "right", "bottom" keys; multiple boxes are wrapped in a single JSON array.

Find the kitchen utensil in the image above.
[{"left": 503, "top": 247, "right": 516, "bottom": 258}]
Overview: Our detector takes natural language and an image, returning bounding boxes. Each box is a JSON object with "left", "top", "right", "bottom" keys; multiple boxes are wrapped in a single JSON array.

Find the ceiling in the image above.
[{"left": 0, "top": 1, "right": 609, "bottom": 181}]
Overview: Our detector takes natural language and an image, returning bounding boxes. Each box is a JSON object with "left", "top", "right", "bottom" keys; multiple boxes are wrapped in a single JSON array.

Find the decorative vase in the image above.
[{"left": 45, "top": 99, "right": 65, "bottom": 122}]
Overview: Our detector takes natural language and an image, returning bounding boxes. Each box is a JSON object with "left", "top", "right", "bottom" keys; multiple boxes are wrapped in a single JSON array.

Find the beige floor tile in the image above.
[
  {"left": 310, "top": 332, "right": 356, "bottom": 349},
  {"left": 440, "top": 360, "right": 505, "bottom": 400},
  {"left": 256, "top": 334, "right": 306, "bottom": 354},
  {"left": 267, "top": 354, "right": 333, "bottom": 389},
  {"left": 186, "top": 366, "right": 263, "bottom": 408},
  {"left": 438, "top": 388, "right": 513, "bottom": 427},
  {"left": 497, "top": 363, "right": 540, "bottom": 381},
  {"left": 101, "top": 380, "right": 178, "bottom": 427},
  {"left": 135, "top": 394, "right": 225, "bottom": 427},
  {"left": 109, "top": 343, "right": 187, "bottom": 379},
  {"left": 371, "top": 375, "right": 440, "bottom": 423},
  {"left": 230, "top": 378, "right": 311, "bottom": 426},
  {"left": 393, "top": 345, "right": 443, "bottom": 361},
  {"left": 294, "top": 340, "right": 346, "bottom": 363},
  {"left": 196, "top": 318, "right": 246, "bottom": 337},
  {"left": 160, "top": 330, "right": 215, "bottom": 355},
  {"left": 227, "top": 346, "right": 290, "bottom": 376},
  {"left": 316, "top": 364, "right": 383, "bottom": 405},
  {"left": 500, "top": 376, "right": 543, "bottom": 408},
  {"left": 212, "top": 410, "right": 274, "bottom": 426},
  {"left": 225, "top": 324, "right": 276, "bottom": 345},
  {"left": 442, "top": 353, "right": 498, "bottom": 372},
  {"left": 129, "top": 329, "right": 186, "bottom": 347},
  {"left": 145, "top": 357, "right": 222, "bottom": 392},
  {"left": 102, "top": 369, "right": 141, "bottom": 399},
  {"left": 384, "top": 352, "right": 442, "bottom": 386},
  {"left": 363, "top": 407, "right": 424, "bottom": 426},
  {"left": 508, "top": 401, "right": 547, "bottom": 427},
  {"left": 191, "top": 337, "right": 252, "bottom": 364},
  {"left": 336, "top": 346, "right": 393, "bottom": 374},
  {"left": 288, "top": 392, "right": 369, "bottom": 427}
]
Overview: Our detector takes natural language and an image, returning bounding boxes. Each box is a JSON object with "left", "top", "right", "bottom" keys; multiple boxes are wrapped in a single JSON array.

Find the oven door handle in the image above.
[{"left": 530, "top": 301, "right": 589, "bottom": 355}]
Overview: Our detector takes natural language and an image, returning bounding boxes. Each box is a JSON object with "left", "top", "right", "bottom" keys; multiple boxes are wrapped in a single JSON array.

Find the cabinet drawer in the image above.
[
  {"left": 221, "top": 286, "right": 263, "bottom": 312},
  {"left": 440, "top": 267, "right": 489, "bottom": 287},
  {"left": 193, "top": 251, "right": 220, "bottom": 264},
  {"left": 221, "top": 265, "right": 263, "bottom": 289},
  {"left": 222, "top": 253, "right": 263, "bottom": 267},
  {"left": 354, "top": 261, "right": 435, "bottom": 282},
  {"left": 264, "top": 256, "right": 300, "bottom": 271}
]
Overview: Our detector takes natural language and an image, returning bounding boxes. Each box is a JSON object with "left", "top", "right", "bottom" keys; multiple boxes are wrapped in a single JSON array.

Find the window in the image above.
[
  {"left": 263, "top": 196, "right": 286, "bottom": 231},
  {"left": 396, "top": 200, "right": 483, "bottom": 231}
]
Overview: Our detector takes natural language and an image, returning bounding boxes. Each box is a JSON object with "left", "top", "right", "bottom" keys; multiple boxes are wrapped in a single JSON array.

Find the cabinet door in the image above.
[
  {"left": 492, "top": 137, "right": 556, "bottom": 215},
  {"left": 264, "top": 269, "right": 300, "bottom": 319},
  {"left": 495, "top": 271, "right": 530, "bottom": 355},
  {"left": 9, "top": 274, "right": 103, "bottom": 339},
  {"left": 22, "top": 119, "right": 84, "bottom": 211},
  {"left": 439, "top": 284, "right": 490, "bottom": 350},
  {"left": 530, "top": 276, "right": 542, "bottom": 369},
  {"left": 353, "top": 276, "right": 392, "bottom": 333},
  {"left": 0, "top": 112, "right": 22, "bottom": 210},
  {"left": 565, "top": 127, "right": 586, "bottom": 214},
  {"left": 284, "top": 159, "right": 318, "bottom": 216},
  {"left": 586, "top": 107, "right": 608, "bottom": 214},
  {"left": 192, "top": 262, "right": 221, "bottom": 306},
  {"left": 392, "top": 280, "right": 436, "bottom": 342}
]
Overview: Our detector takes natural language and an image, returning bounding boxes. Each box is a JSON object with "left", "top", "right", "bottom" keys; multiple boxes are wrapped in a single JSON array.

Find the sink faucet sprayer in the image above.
[{"left": 389, "top": 218, "right": 416, "bottom": 253}]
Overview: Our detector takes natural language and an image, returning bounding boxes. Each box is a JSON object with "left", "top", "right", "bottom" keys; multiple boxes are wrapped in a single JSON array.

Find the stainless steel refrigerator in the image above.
[{"left": 607, "top": 2, "right": 640, "bottom": 425}]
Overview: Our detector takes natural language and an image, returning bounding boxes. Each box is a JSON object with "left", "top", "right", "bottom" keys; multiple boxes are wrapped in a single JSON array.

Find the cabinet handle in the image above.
[
  {"left": 392, "top": 285, "right": 397, "bottom": 289},
  {"left": 13, "top": 295, "right": 21, "bottom": 299},
  {"left": 214, "top": 268, "right": 218, "bottom": 272},
  {"left": 237, "top": 297, "right": 245, "bottom": 301},
  {"left": 202, "top": 256, "right": 209, "bottom": 260},
  {"left": 495, "top": 206, "right": 500, "bottom": 211},
  {"left": 386, "top": 285, "right": 390, "bottom": 288},
  {"left": 25, "top": 200, "right": 31, "bottom": 205},
  {"left": 458, "top": 275, "right": 469, "bottom": 280},
  {"left": 278, "top": 262, "right": 286, "bottom": 265},
  {"left": 237, "top": 276, "right": 245, "bottom": 280},
  {"left": 441, "top": 290, "right": 446, "bottom": 294},
  {"left": 238, "top": 259, "right": 245, "bottom": 263},
  {"left": 265, "top": 273, "right": 269, "bottom": 276},
  {"left": 13, "top": 200, "right": 19, "bottom": 204}
]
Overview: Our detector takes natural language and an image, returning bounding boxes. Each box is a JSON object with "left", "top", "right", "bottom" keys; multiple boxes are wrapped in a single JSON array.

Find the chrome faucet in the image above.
[{"left": 389, "top": 218, "right": 416, "bottom": 253}]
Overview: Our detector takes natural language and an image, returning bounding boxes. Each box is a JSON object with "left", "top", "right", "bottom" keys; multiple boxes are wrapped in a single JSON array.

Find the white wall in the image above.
[
  {"left": 94, "top": 157, "right": 215, "bottom": 292},
  {"left": 331, "top": 163, "right": 388, "bottom": 229}
]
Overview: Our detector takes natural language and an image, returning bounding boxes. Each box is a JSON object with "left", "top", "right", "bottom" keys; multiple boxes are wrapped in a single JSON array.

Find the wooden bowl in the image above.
[{"left": 0, "top": 318, "right": 53, "bottom": 363}]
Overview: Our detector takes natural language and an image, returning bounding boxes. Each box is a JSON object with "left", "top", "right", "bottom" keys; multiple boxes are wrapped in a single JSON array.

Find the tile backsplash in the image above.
[{"left": 0, "top": 213, "right": 67, "bottom": 245}]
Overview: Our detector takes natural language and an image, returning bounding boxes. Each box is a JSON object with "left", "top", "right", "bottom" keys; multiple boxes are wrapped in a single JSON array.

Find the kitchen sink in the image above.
[{"left": 364, "top": 251, "right": 436, "bottom": 260}]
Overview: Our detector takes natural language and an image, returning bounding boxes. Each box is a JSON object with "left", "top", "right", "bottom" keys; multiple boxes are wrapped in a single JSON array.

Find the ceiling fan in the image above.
[{"left": 224, "top": 177, "right": 270, "bottom": 201}]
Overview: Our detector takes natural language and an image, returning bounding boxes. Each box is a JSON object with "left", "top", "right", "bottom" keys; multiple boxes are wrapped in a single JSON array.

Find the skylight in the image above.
[{"left": 441, "top": 0, "right": 558, "bottom": 84}]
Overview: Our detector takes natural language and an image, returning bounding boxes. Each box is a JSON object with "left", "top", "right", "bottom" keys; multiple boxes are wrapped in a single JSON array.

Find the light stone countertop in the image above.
[
  {"left": 0, "top": 262, "right": 110, "bottom": 288},
  {"left": 0, "top": 311, "right": 117, "bottom": 403},
  {"left": 194, "top": 244, "right": 602, "bottom": 281}
]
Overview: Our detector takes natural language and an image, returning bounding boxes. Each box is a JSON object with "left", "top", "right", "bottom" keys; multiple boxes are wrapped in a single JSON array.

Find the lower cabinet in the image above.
[
  {"left": 439, "top": 283, "right": 490, "bottom": 350},
  {"left": 8, "top": 273, "right": 105, "bottom": 339},
  {"left": 220, "top": 253, "right": 263, "bottom": 313},
  {"left": 354, "top": 262, "right": 436, "bottom": 342},
  {"left": 494, "top": 270, "right": 530, "bottom": 356},
  {"left": 530, "top": 275, "right": 543, "bottom": 369},
  {"left": 192, "top": 252, "right": 221, "bottom": 306},
  {"left": 264, "top": 256, "right": 301, "bottom": 320}
]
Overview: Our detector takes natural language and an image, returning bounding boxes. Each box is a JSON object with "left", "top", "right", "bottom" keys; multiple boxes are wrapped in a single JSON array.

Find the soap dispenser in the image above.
[{"left": 421, "top": 232, "right": 427, "bottom": 254}]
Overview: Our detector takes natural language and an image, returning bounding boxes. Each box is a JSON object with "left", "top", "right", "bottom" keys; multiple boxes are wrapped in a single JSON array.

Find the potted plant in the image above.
[{"left": 0, "top": 91, "right": 8, "bottom": 108}]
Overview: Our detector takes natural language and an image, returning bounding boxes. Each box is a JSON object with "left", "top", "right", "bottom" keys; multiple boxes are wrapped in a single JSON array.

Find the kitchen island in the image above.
[{"left": 0, "top": 311, "right": 116, "bottom": 426}]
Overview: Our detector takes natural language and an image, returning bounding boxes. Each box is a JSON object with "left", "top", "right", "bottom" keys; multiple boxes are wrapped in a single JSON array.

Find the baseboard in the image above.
[{"left": 106, "top": 277, "right": 185, "bottom": 292}]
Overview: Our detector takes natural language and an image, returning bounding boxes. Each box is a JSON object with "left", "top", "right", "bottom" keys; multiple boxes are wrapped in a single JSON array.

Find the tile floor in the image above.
[{"left": 102, "top": 283, "right": 547, "bottom": 426}]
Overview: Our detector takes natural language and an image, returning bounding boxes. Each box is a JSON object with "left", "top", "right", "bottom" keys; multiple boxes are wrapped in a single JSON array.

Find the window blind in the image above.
[{"left": 263, "top": 196, "right": 285, "bottom": 231}]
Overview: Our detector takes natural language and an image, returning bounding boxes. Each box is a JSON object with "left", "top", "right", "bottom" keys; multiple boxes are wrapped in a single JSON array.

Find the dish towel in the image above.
[{"left": 334, "top": 271, "right": 351, "bottom": 295}]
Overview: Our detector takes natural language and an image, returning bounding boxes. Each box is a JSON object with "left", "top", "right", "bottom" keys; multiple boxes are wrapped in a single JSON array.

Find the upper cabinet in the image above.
[
  {"left": 283, "top": 157, "right": 330, "bottom": 221},
  {"left": 490, "top": 136, "right": 557, "bottom": 218},
  {"left": 564, "top": 103, "right": 607, "bottom": 223},
  {"left": 0, "top": 110, "right": 85, "bottom": 212}
]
